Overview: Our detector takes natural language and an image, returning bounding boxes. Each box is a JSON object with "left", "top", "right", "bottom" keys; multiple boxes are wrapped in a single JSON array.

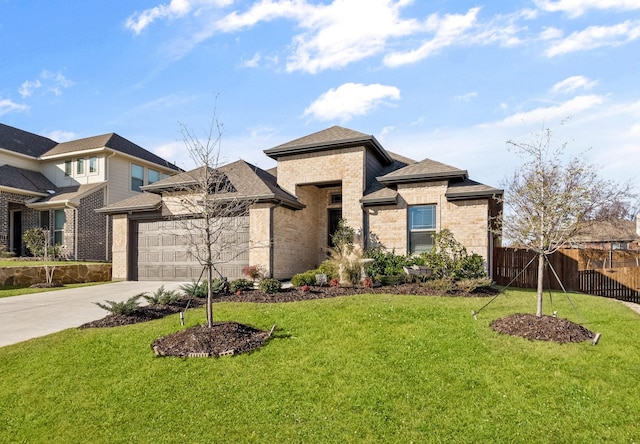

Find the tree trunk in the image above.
[
  {"left": 206, "top": 265, "right": 213, "bottom": 328},
  {"left": 536, "top": 253, "right": 545, "bottom": 317}
]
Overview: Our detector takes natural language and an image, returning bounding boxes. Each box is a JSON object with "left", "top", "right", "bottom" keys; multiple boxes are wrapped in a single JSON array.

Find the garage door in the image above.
[{"left": 135, "top": 217, "right": 249, "bottom": 281}]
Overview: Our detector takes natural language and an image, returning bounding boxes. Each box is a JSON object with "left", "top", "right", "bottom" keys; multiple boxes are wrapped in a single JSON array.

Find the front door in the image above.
[
  {"left": 328, "top": 208, "right": 342, "bottom": 247},
  {"left": 10, "top": 210, "right": 22, "bottom": 255}
]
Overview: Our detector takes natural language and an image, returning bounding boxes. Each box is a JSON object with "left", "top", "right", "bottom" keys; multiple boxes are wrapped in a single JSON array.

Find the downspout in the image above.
[{"left": 270, "top": 205, "right": 275, "bottom": 279}]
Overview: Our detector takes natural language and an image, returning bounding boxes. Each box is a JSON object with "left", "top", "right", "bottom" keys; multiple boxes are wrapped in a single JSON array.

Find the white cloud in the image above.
[
  {"left": 535, "top": 0, "right": 640, "bottom": 18},
  {"left": 18, "top": 80, "right": 42, "bottom": 98},
  {"left": 488, "top": 94, "right": 606, "bottom": 127},
  {"left": 550, "top": 76, "right": 597, "bottom": 94},
  {"left": 455, "top": 92, "right": 478, "bottom": 101},
  {"left": 44, "top": 130, "right": 77, "bottom": 142},
  {"left": 126, "top": 0, "right": 234, "bottom": 34},
  {"left": 241, "top": 53, "right": 262, "bottom": 68},
  {"left": 303, "top": 82, "right": 401, "bottom": 122},
  {"left": 545, "top": 20, "right": 640, "bottom": 57},
  {"left": 0, "top": 98, "right": 29, "bottom": 116},
  {"left": 384, "top": 8, "right": 480, "bottom": 67}
]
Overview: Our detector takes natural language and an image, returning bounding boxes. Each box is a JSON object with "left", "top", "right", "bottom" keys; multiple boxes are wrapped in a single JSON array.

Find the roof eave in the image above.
[
  {"left": 39, "top": 147, "right": 107, "bottom": 160},
  {"left": 264, "top": 135, "right": 393, "bottom": 164},
  {"left": 0, "top": 185, "right": 48, "bottom": 197},
  {"left": 445, "top": 190, "right": 503, "bottom": 201},
  {"left": 96, "top": 203, "right": 161, "bottom": 214},
  {"left": 377, "top": 170, "right": 468, "bottom": 185},
  {"left": 360, "top": 195, "right": 398, "bottom": 207}
]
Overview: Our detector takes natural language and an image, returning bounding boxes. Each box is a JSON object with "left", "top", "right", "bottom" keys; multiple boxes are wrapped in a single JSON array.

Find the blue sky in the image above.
[{"left": 2, "top": 0, "right": 639, "bottom": 191}]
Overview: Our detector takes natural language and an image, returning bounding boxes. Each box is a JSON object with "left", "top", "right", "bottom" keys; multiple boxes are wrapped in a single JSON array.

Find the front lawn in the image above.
[
  {"left": 0, "top": 282, "right": 110, "bottom": 299},
  {"left": 1, "top": 289, "right": 639, "bottom": 443}
]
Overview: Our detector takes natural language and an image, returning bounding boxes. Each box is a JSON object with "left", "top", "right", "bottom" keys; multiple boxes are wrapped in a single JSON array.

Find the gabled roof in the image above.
[
  {"left": 96, "top": 192, "right": 162, "bottom": 214},
  {"left": 377, "top": 157, "right": 467, "bottom": 185},
  {"left": 445, "top": 179, "right": 503, "bottom": 201},
  {"left": 0, "top": 123, "right": 57, "bottom": 158},
  {"left": 125, "top": 159, "right": 303, "bottom": 211},
  {"left": 264, "top": 125, "right": 393, "bottom": 165},
  {"left": 573, "top": 220, "right": 640, "bottom": 243},
  {"left": 41, "top": 133, "right": 180, "bottom": 171},
  {"left": 27, "top": 183, "right": 106, "bottom": 208},
  {"left": 0, "top": 165, "right": 56, "bottom": 196}
]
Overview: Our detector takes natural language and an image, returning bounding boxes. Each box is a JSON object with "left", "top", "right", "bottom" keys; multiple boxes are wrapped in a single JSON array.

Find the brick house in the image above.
[
  {"left": 101, "top": 126, "right": 502, "bottom": 281},
  {"left": 0, "top": 123, "right": 180, "bottom": 260}
]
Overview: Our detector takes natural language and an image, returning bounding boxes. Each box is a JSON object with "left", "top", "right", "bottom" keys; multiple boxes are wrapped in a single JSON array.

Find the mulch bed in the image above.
[
  {"left": 491, "top": 313, "right": 594, "bottom": 343},
  {"left": 79, "top": 284, "right": 593, "bottom": 356}
]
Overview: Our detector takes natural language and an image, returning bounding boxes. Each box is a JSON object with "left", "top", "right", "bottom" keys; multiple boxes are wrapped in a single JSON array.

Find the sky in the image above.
[{"left": 2, "top": 0, "right": 640, "bottom": 193}]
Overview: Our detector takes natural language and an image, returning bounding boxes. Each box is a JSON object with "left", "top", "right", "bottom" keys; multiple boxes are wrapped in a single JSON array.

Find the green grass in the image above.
[
  {"left": 1, "top": 289, "right": 639, "bottom": 443},
  {"left": 0, "top": 282, "right": 112, "bottom": 299}
]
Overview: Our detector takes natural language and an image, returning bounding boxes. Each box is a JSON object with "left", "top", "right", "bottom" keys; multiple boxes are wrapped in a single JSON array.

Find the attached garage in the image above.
[{"left": 132, "top": 217, "right": 249, "bottom": 281}]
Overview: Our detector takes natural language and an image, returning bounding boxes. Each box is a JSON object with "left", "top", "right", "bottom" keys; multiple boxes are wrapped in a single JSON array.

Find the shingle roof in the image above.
[
  {"left": 361, "top": 151, "right": 416, "bottom": 206},
  {"left": 264, "top": 125, "right": 393, "bottom": 165},
  {"left": 130, "top": 159, "right": 303, "bottom": 211},
  {"left": 0, "top": 165, "right": 56, "bottom": 195},
  {"left": 41, "top": 133, "right": 180, "bottom": 171},
  {"left": 377, "top": 157, "right": 468, "bottom": 184},
  {"left": 28, "top": 183, "right": 106, "bottom": 207},
  {"left": 445, "top": 179, "right": 503, "bottom": 200},
  {"left": 96, "top": 192, "right": 162, "bottom": 214},
  {"left": 0, "top": 123, "right": 57, "bottom": 157},
  {"left": 573, "top": 220, "right": 640, "bottom": 243}
]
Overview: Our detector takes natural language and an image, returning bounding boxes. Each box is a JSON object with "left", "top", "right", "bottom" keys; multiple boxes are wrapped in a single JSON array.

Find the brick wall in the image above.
[{"left": 77, "top": 188, "right": 107, "bottom": 260}]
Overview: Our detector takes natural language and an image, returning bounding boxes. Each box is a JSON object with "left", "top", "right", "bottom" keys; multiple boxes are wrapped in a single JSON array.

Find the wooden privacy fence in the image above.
[{"left": 493, "top": 247, "right": 640, "bottom": 304}]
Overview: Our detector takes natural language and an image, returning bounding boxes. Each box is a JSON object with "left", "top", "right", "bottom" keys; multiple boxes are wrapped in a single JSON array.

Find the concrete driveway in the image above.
[{"left": 0, "top": 281, "right": 187, "bottom": 348}]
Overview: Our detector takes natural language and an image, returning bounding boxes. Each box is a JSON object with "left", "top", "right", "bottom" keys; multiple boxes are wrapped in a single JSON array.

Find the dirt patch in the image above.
[
  {"left": 152, "top": 322, "right": 272, "bottom": 357},
  {"left": 491, "top": 313, "right": 594, "bottom": 343}
]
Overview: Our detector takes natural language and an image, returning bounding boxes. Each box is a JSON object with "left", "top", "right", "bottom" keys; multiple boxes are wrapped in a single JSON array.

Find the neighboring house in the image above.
[
  {"left": 0, "top": 123, "right": 180, "bottom": 260},
  {"left": 100, "top": 126, "right": 503, "bottom": 281},
  {"left": 568, "top": 219, "right": 640, "bottom": 251}
]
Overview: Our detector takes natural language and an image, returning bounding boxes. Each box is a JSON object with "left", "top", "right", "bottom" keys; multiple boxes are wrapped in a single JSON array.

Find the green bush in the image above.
[
  {"left": 454, "top": 254, "right": 486, "bottom": 280},
  {"left": 375, "top": 274, "right": 407, "bottom": 286},
  {"left": 291, "top": 271, "right": 317, "bottom": 287},
  {"left": 422, "top": 277, "right": 455, "bottom": 294},
  {"left": 179, "top": 281, "right": 207, "bottom": 298},
  {"left": 230, "top": 278, "right": 254, "bottom": 292},
  {"left": 259, "top": 278, "right": 282, "bottom": 294},
  {"left": 94, "top": 294, "right": 143, "bottom": 315},
  {"left": 143, "top": 285, "right": 181, "bottom": 305},
  {"left": 317, "top": 260, "right": 338, "bottom": 279},
  {"left": 365, "top": 250, "right": 413, "bottom": 277},
  {"left": 23, "top": 228, "right": 46, "bottom": 258}
]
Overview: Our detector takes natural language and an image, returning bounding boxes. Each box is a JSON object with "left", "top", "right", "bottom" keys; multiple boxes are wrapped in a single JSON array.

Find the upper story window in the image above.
[
  {"left": 89, "top": 156, "right": 98, "bottom": 174},
  {"left": 64, "top": 160, "right": 72, "bottom": 176},
  {"left": 76, "top": 158, "right": 84, "bottom": 175},
  {"left": 148, "top": 169, "right": 160, "bottom": 185},
  {"left": 408, "top": 205, "right": 436, "bottom": 254},
  {"left": 131, "top": 163, "right": 144, "bottom": 192}
]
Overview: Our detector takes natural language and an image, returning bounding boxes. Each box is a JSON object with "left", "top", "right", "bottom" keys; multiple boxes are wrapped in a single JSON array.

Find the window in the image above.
[
  {"left": 408, "top": 205, "right": 436, "bottom": 254},
  {"left": 89, "top": 156, "right": 98, "bottom": 174},
  {"left": 330, "top": 193, "right": 342, "bottom": 204},
  {"left": 131, "top": 164, "right": 144, "bottom": 192},
  {"left": 53, "top": 209, "right": 65, "bottom": 245},
  {"left": 76, "top": 158, "right": 84, "bottom": 175},
  {"left": 64, "top": 160, "right": 72, "bottom": 176},
  {"left": 148, "top": 169, "right": 160, "bottom": 184},
  {"left": 39, "top": 211, "right": 50, "bottom": 229}
]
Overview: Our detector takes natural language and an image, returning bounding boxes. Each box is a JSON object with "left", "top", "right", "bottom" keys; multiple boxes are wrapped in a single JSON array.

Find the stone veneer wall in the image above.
[{"left": 0, "top": 263, "right": 112, "bottom": 286}]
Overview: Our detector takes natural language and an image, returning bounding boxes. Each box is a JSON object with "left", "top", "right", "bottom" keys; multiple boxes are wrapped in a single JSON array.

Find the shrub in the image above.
[
  {"left": 230, "top": 278, "right": 254, "bottom": 292},
  {"left": 455, "top": 278, "right": 493, "bottom": 294},
  {"left": 329, "top": 277, "right": 340, "bottom": 287},
  {"left": 454, "top": 254, "right": 486, "bottom": 280},
  {"left": 259, "top": 278, "right": 282, "bottom": 294},
  {"left": 376, "top": 274, "right": 406, "bottom": 286},
  {"left": 362, "top": 277, "right": 373, "bottom": 288},
  {"left": 301, "top": 285, "right": 310, "bottom": 292},
  {"left": 94, "top": 294, "right": 143, "bottom": 315},
  {"left": 179, "top": 281, "right": 207, "bottom": 298},
  {"left": 317, "top": 260, "right": 338, "bottom": 279},
  {"left": 291, "top": 271, "right": 317, "bottom": 287},
  {"left": 242, "top": 265, "right": 265, "bottom": 281},
  {"left": 143, "top": 285, "right": 181, "bottom": 305},
  {"left": 23, "top": 228, "right": 46, "bottom": 258},
  {"left": 365, "top": 249, "right": 412, "bottom": 277},
  {"left": 423, "top": 277, "right": 455, "bottom": 294},
  {"left": 420, "top": 229, "right": 487, "bottom": 280}
]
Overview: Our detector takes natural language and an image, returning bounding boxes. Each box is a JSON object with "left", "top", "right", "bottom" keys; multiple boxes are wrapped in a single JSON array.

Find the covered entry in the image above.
[{"left": 132, "top": 217, "right": 249, "bottom": 281}]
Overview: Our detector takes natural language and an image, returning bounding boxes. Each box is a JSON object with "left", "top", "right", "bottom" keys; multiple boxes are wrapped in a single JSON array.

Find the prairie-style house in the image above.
[
  {"left": 0, "top": 123, "right": 180, "bottom": 260},
  {"left": 101, "top": 126, "right": 502, "bottom": 281}
]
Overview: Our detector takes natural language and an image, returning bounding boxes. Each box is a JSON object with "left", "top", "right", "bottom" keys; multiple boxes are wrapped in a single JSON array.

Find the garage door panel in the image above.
[{"left": 136, "top": 217, "right": 249, "bottom": 281}]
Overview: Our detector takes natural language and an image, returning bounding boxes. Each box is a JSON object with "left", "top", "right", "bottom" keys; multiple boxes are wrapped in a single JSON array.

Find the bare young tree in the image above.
[
  {"left": 498, "top": 123, "right": 636, "bottom": 317},
  {"left": 171, "top": 114, "right": 253, "bottom": 328}
]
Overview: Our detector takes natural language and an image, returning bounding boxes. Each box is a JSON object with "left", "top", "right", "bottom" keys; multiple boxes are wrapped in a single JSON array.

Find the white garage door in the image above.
[{"left": 136, "top": 217, "right": 249, "bottom": 281}]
